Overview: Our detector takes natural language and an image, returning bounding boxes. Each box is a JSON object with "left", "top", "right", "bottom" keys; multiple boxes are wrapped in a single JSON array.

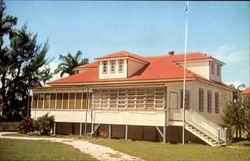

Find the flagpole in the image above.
[{"left": 182, "top": 1, "right": 189, "bottom": 145}]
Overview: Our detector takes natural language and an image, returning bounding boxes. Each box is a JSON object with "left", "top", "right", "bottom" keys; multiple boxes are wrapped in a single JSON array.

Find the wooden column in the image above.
[
  {"left": 36, "top": 94, "right": 39, "bottom": 109},
  {"left": 74, "top": 92, "right": 76, "bottom": 109},
  {"left": 85, "top": 91, "right": 88, "bottom": 136},
  {"left": 53, "top": 122, "right": 56, "bottom": 136},
  {"left": 55, "top": 93, "right": 57, "bottom": 109},
  {"left": 42, "top": 93, "right": 45, "bottom": 109},
  {"left": 61, "top": 93, "right": 64, "bottom": 109},
  {"left": 125, "top": 125, "right": 128, "bottom": 140},
  {"left": 48, "top": 93, "right": 51, "bottom": 109},
  {"left": 109, "top": 124, "right": 112, "bottom": 139},
  {"left": 91, "top": 123, "right": 94, "bottom": 137},
  {"left": 67, "top": 93, "right": 70, "bottom": 109},
  {"left": 80, "top": 123, "right": 83, "bottom": 136},
  {"left": 163, "top": 126, "right": 167, "bottom": 143}
]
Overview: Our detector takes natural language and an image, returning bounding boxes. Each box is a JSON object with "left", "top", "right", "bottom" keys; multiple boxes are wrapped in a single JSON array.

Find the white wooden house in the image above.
[{"left": 31, "top": 51, "right": 234, "bottom": 146}]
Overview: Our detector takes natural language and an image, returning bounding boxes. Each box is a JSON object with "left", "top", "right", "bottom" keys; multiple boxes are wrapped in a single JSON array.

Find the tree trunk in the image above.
[
  {"left": 239, "top": 126, "right": 241, "bottom": 139},
  {"left": 1, "top": 71, "right": 7, "bottom": 115}
]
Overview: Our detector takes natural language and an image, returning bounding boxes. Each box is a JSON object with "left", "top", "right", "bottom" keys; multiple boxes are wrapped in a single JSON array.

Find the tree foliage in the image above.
[
  {"left": 33, "top": 113, "right": 55, "bottom": 135},
  {"left": 18, "top": 117, "right": 34, "bottom": 134},
  {"left": 18, "top": 113, "right": 55, "bottom": 135},
  {"left": 0, "top": 1, "right": 52, "bottom": 120},
  {"left": 222, "top": 84, "right": 250, "bottom": 138},
  {"left": 54, "top": 50, "right": 88, "bottom": 77}
]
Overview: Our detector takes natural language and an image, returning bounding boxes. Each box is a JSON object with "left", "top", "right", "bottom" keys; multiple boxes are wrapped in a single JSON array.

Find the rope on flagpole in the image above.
[{"left": 182, "top": 1, "right": 189, "bottom": 145}]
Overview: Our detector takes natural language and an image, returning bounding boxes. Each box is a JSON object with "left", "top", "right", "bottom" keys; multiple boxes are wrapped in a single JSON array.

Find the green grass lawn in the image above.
[
  {"left": 0, "top": 139, "right": 97, "bottom": 161},
  {"left": 3, "top": 133, "right": 250, "bottom": 161},
  {"left": 87, "top": 138, "right": 249, "bottom": 161}
]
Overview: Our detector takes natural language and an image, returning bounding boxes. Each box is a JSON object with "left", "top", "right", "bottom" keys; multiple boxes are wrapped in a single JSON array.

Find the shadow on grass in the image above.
[{"left": 231, "top": 138, "right": 250, "bottom": 146}]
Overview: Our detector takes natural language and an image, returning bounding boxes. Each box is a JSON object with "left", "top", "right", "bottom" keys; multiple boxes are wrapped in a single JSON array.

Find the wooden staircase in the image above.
[{"left": 185, "top": 110, "right": 227, "bottom": 146}]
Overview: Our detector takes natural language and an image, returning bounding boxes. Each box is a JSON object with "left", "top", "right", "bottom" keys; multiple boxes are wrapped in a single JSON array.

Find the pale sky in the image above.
[{"left": 6, "top": 1, "right": 250, "bottom": 87}]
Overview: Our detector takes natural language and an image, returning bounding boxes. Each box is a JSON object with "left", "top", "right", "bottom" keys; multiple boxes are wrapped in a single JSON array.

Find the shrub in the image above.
[
  {"left": 0, "top": 115, "right": 7, "bottom": 122},
  {"left": 27, "top": 130, "right": 41, "bottom": 136},
  {"left": 18, "top": 117, "right": 34, "bottom": 134},
  {"left": 33, "top": 113, "right": 54, "bottom": 135}
]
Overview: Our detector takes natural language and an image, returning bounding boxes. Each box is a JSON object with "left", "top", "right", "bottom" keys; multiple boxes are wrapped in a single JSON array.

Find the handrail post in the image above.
[
  {"left": 217, "top": 128, "right": 220, "bottom": 145},
  {"left": 224, "top": 128, "right": 228, "bottom": 145}
]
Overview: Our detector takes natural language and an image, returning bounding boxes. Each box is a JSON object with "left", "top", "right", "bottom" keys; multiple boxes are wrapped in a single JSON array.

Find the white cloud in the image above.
[
  {"left": 224, "top": 81, "right": 246, "bottom": 88},
  {"left": 47, "top": 62, "right": 69, "bottom": 82},
  {"left": 211, "top": 44, "right": 249, "bottom": 87},
  {"left": 213, "top": 44, "right": 249, "bottom": 63}
]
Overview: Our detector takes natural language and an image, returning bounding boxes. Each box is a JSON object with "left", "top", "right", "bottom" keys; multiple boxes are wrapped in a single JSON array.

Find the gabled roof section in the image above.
[
  {"left": 169, "top": 52, "right": 210, "bottom": 61},
  {"left": 171, "top": 52, "right": 224, "bottom": 65},
  {"left": 96, "top": 51, "right": 149, "bottom": 64},
  {"left": 242, "top": 87, "right": 250, "bottom": 95},
  {"left": 78, "top": 62, "right": 98, "bottom": 68}
]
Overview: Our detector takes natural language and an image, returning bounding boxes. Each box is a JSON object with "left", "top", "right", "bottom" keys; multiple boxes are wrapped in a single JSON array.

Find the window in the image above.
[
  {"left": 38, "top": 94, "right": 44, "bottom": 109},
  {"left": 180, "top": 89, "right": 190, "bottom": 109},
  {"left": 56, "top": 93, "right": 62, "bottom": 109},
  {"left": 110, "top": 60, "right": 116, "bottom": 73},
  {"left": 92, "top": 88, "right": 165, "bottom": 109},
  {"left": 215, "top": 92, "right": 219, "bottom": 113},
  {"left": 217, "top": 64, "right": 221, "bottom": 76},
  {"left": 82, "top": 93, "right": 88, "bottom": 109},
  {"left": 211, "top": 62, "right": 215, "bottom": 74},
  {"left": 207, "top": 90, "right": 212, "bottom": 112},
  {"left": 32, "top": 94, "right": 38, "bottom": 109},
  {"left": 199, "top": 88, "right": 204, "bottom": 112},
  {"left": 69, "top": 93, "right": 75, "bottom": 109},
  {"left": 75, "top": 93, "right": 82, "bottom": 109},
  {"left": 118, "top": 59, "right": 124, "bottom": 73},
  {"left": 50, "top": 93, "right": 56, "bottom": 109},
  {"left": 102, "top": 61, "right": 107, "bottom": 73},
  {"left": 62, "top": 93, "right": 69, "bottom": 109}
]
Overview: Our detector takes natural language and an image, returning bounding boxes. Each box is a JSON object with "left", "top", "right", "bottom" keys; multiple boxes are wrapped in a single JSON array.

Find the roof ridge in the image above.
[
  {"left": 145, "top": 52, "right": 207, "bottom": 58},
  {"left": 96, "top": 51, "right": 149, "bottom": 63}
]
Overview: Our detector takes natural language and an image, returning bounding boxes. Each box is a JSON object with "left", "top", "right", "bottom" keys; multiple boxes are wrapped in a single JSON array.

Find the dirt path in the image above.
[{"left": 0, "top": 132, "right": 144, "bottom": 161}]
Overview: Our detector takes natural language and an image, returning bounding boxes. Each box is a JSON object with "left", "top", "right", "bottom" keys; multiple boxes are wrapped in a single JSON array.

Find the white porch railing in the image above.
[{"left": 185, "top": 110, "right": 227, "bottom": 143}]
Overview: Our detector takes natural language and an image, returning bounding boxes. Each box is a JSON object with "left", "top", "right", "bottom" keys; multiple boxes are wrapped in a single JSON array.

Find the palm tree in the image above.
[
  {"left": 55, "top": 50, "right": 88, "bottom": 77},
  {"left": 0, "top": 1, "right": 27, "bottom": 117},
  {"left": 230, "top": 84, "right": 246, "bottom": 103}
]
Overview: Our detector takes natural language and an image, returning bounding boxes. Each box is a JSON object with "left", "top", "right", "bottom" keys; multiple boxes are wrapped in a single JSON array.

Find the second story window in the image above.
[
  {"left": 118, "top": 59, "right": 124, "bottom": 73},
  {"left": 110, "top": 60, "right": 116, "bottom": 73},
  {"left": 211, "top": 62, "right": 215, "bottom": 74},
  {"left": 102, "top": 61, "right": 107, "bottom": 73},
  {"left": 207, "top": 90, "right": 212, "bottom": 113},
  {"left": 217, "top": 64, "right": 221, "bottom": 76}
]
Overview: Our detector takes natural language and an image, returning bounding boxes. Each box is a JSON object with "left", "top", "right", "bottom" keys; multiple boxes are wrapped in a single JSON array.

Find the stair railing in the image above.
[{"left": 185, "top": 110, "right": 227, "bottom": 144}]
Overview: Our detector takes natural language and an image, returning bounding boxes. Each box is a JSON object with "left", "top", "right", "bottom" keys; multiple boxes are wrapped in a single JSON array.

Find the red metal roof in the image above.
[
  {"left": 78, "top": 62, "right": 98, "bottom": 68},
  {"left": 242, "top": 87, "right": 250, "bottom": 95},
  {"left": 48, "top": 51, "right": 228, "bottom": 88}
]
